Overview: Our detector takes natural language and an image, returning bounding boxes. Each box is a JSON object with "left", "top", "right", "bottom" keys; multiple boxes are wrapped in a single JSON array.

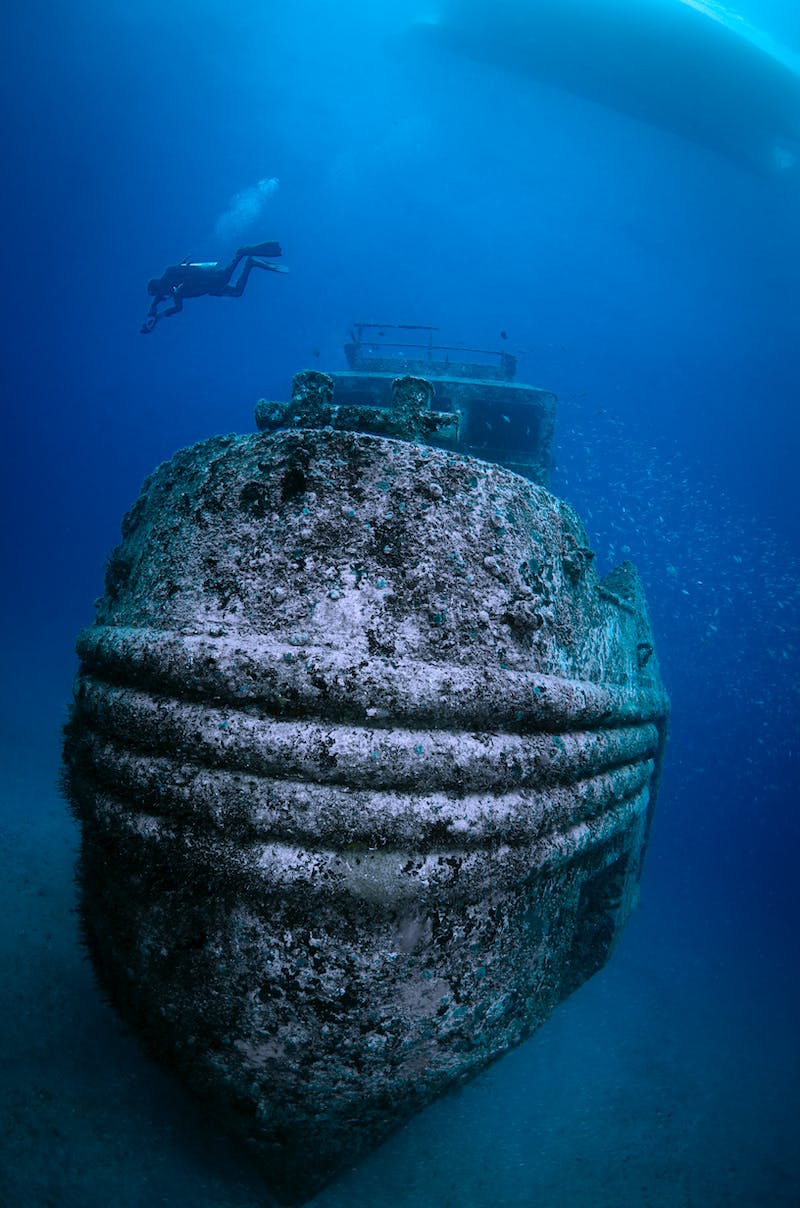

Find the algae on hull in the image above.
[{"left": 64, "top": 365, "right": 668, "bottom": 1205}]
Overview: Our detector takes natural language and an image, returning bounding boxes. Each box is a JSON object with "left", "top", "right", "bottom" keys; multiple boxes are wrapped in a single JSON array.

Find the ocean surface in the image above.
[{"left": 1, "top": 2, "right": 798, "bottom": 1205}]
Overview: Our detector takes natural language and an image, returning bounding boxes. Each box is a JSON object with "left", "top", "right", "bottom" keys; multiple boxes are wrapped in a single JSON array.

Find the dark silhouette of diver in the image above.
[{"left": 140, "top": 241, "right": 287, "bottom": 333}]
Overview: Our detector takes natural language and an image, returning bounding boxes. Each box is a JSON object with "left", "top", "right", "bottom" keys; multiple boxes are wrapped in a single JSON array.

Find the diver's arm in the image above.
[
  {"left": 160, "top": 286, "right": 184, "bottom": 317},
  {"left": 141, "top": 296, "right": 163, "bottom": 333},
  {"left": 140, "top": 286, "right": 183, "bottom": 333}
]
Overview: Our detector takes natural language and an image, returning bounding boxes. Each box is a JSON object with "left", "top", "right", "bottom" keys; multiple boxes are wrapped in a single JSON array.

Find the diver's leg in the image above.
[
  {"left": 223, "top": 256, "right": 288, "bottom": 298},
  {"left": 221, "top": 248, "right": 249, "bottom": 284},
  {"left": 223, "top": 257, "right": 256, "bottom": 297}
]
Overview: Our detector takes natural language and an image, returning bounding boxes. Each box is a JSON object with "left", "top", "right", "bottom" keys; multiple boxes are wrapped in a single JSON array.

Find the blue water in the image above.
[{"left": 1, "top": 2, "right": 798, "bottom": 1205}]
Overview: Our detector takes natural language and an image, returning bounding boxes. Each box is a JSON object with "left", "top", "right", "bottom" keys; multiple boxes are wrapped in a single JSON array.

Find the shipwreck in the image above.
[{"left": 64, "top": 325, "right": 669, "bottom": 1204}]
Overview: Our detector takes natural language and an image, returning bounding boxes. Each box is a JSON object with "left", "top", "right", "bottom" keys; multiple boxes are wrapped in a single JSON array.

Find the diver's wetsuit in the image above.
[{"left": 141, "top": 241, "right": 284, "bottom": 332}]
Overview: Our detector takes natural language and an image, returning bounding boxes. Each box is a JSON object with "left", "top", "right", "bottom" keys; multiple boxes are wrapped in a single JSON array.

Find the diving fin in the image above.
[
  {"left": 246, "top": 240, "right": 282, "bottom": 258},
  {"left": 253, "top": 259, "right": 289, "bottom": 273}
]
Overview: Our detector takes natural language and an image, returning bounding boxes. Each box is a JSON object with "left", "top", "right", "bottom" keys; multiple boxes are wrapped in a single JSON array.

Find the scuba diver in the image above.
[{"left": 140, "top": 241, "right": 287, "bottom": 333}]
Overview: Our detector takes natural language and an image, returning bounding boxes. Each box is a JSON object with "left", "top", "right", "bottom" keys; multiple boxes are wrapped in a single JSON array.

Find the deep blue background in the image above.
[{"left": 1, "top": 2, "right": 798, "bottom": 1205}]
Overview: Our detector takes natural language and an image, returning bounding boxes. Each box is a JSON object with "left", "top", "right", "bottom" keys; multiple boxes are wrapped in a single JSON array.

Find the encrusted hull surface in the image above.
[{"left": 64, "top": 426, "right": 668, "bottom": 1203}]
